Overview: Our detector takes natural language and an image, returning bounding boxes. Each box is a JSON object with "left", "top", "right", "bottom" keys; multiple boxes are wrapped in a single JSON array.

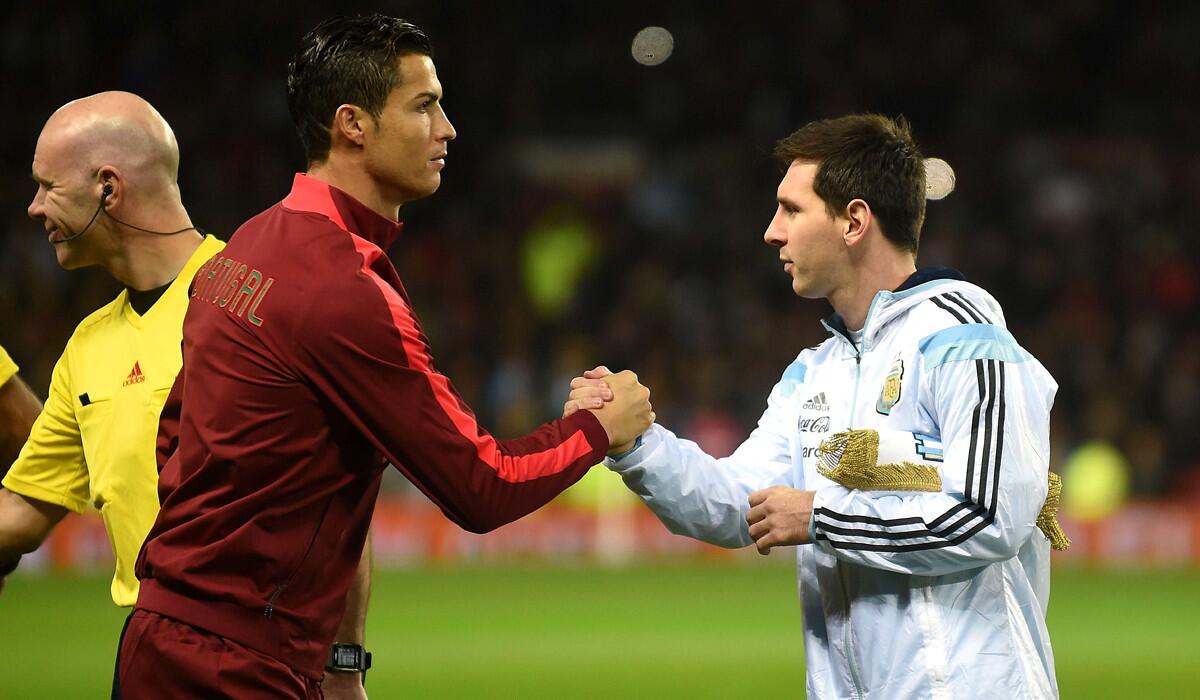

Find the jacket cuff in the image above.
[
  {"left": 603, "top": 424, "right": 659, "bottom": 472},
  {"left": 564, "top": 409, "right": 610, "bottom": 464}
]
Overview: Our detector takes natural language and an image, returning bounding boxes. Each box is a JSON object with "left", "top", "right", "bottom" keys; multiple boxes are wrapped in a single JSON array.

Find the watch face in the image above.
[{"left": 334, "top": 647, "right": 360, "bottom": 667}]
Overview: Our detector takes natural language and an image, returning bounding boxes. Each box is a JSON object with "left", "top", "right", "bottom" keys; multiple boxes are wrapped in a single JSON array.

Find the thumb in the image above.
[{"left": 584, "top": 365, "right": 613, "bottom": 378}]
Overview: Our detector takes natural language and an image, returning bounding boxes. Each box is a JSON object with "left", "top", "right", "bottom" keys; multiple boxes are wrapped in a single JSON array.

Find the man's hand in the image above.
[
  {"left": 746, "top": 486, "right": 816, "bottom": 554},
  {"left": 563, "top": 365, "right": 615, "bottom": 418},
  {"left": 321, "top": 671, "right": 367, "bottom": 699},
  {"left": 564, "top": 366, "right": 654, "bottom": 455}
]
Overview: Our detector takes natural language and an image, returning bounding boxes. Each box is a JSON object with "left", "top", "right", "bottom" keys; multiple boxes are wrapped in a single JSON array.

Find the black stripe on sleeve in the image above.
[
  {"left": 989, "top": 362, "right": 1007, "bottom": 518},
  {"left": 815, "top": 510, "right": 926, "bottom": 527},
  {"left": 816, "top": 501, "right": 988, "bottom": 542},
  {"left": 977, "top": 360, "right": 999, "bottom": 508},
  {"left": 930, "top": 296, "right": 969, "bottom": 324},
  {"left": 816, "top": 514, "right": 995, "bottom": 552},
  {"left": 949, "top": 292, "right": 993, "bottom": 324},
  {"left": 943, "top": 293, "right": 984, "bottom": 323},
  {"left": 964, "top": 359, "right": 986, "bottom": 502},
  {"left": 815, "top": 496, "right": 978, "bottom": 531}
]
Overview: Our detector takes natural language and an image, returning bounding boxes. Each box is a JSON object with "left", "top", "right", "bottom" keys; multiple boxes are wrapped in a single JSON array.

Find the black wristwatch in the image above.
[{"left": 326, "top": 643, "right": 372, "bottom": 680}]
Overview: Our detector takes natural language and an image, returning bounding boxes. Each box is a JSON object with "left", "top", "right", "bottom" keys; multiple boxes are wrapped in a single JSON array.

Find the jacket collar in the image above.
[
  {"left": 893, "top": 266, "right": 965, "bottom": 293},
  {"left": 280, "top": 173, "right": 404, "bottom": 249},
  {"left": 822, "top": 267, "right": 969, "bottom": 351}
]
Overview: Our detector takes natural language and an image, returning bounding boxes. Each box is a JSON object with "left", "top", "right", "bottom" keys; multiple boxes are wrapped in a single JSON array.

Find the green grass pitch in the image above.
[{"left": 1, "top": 563, "right": 1196, "bottom": 697}]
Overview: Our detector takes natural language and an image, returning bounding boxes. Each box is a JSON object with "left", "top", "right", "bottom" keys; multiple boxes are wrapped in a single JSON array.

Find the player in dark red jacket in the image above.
[{"left": 117, "top": 15, "right": 652, "bottom": 700}]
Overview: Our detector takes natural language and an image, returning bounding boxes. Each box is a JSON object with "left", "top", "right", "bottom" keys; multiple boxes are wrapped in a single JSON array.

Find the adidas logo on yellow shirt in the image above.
[{"left": 122, "top": 361, "right": 146, "bottom": 386}]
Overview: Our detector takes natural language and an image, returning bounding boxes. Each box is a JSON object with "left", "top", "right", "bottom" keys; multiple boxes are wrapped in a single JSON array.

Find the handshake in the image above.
[{"left": 562, "top": 366, "right": 654, "bottom": 456}]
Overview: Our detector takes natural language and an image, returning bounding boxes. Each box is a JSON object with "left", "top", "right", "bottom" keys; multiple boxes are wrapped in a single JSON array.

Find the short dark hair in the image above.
[
  {"left": 774, "top": 114, "right": 926, "bottom": 254},
  {"left": 287, "top": 14, "right": 434, "bottom": 164}
]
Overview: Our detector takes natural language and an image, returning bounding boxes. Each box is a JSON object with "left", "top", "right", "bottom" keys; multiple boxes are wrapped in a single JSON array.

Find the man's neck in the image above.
[
  {"left": 106, "top": 227, "right": 205, "bottom": 291},
  {"left": 827, "top": 255, "right": 916, "bottom": 331},
  {"left": 306, "top": 159, "right": 404, "bottom": 222}
]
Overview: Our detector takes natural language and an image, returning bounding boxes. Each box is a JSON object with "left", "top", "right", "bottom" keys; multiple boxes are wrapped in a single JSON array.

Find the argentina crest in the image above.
[{"left": 876, "top": 358, "right": 904, "bottom": 415}]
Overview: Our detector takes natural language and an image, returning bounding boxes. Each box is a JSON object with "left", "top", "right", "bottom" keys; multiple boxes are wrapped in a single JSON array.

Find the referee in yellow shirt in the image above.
[
  {"left": 0, "top": 92, "right": 221, "bottom": 605},
  {"left": 0, "top": 91, "right": 372, "bottom": 700}
]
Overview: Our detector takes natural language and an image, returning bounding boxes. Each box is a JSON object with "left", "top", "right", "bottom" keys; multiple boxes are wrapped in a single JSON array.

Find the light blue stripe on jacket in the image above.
[{"left": 918, "top": 323, "right": 1032, "bottom": 369}]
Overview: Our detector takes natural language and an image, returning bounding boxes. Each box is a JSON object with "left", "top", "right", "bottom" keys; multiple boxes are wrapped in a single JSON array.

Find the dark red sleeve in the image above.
[{"left": 299, "top": 257, "right": 608, "bottom": 534}]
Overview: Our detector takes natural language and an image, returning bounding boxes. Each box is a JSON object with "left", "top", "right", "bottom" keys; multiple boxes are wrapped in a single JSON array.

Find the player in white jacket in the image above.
[{"left": 568, "top": 115, "right": 1065, "bottom": 699}]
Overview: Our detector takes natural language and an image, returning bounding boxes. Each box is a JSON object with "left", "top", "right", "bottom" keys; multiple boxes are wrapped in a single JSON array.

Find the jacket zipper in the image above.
[
  {"left": 264, "top": 583, "right": 287, "bottom": 618},
  {"left": 849, "top": 351, "right": 862, "bottom": 427},
  {"left": 835, "top": 331, "right": 864, "bottom": 697},
  {"left": 837, "top": 560, "right": 865, "bottom": 699},
  {"left": 825, "top": 319, "right": 873, "bottom": 700}
]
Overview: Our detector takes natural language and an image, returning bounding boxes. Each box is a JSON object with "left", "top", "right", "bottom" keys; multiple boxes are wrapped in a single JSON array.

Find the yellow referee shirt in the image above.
[
  {"left": 2, "top": 235, "right": 224, "bottom": 606},
  {"left": 0, "top": 344, "right": 18, "bottom": 387}
]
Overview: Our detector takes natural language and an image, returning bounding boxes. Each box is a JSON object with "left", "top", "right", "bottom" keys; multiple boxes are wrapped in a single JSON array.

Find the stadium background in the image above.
[{"left": 1, "top": 1, "right": 1197, "bottom": 697}]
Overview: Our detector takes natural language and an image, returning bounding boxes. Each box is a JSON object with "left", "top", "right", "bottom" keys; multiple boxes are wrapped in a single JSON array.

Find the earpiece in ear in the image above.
[{"left": 102, "top": 183, "right": 113, "bottom": 198}]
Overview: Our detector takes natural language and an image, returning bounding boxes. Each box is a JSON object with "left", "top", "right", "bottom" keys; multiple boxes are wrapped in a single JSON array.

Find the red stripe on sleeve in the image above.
[{"left": 348, "top": 235, "right": 596, "bottom": 483}]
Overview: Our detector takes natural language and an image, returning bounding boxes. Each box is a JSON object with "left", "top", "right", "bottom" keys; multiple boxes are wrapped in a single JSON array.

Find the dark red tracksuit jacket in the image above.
[{"left": 135, "top": 174, "right": 608, "bottom": 680}]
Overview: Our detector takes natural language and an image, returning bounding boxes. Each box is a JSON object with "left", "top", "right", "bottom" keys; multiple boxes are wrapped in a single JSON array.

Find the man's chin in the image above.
[
  {"left": 396, "top": 177, "right": 441, "bottom": 205},
  {"left": 54, "top": 246, "right": 87, "bottom": 271},
  {"left": 790, "top": 278, "right": 824, "bottom": 300}
]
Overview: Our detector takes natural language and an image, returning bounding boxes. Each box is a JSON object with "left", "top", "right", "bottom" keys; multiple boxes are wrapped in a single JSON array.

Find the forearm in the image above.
[
  {"left": 380, "top": 409, "right": 608, "bottom": 534},
  {"left": 0, "top": 488, "right": 65, "bottom": 559},
  {"left": 0, "top": 492, "right": 39, "bottom": 558},
  {"left": 321, "top": 535, "right": 372, "bottom": 697},
  {"left": 332, "top": 535, "right": 372, "bottom": 644},
  {"left": 304, "top": 286, "right": 613, "bottom": 536},
  {"left": 609, "top": 425, "right": 791, "bottom": 549},
  {"left": 0, "top": 376, "right": 43, "bottom": 476}
]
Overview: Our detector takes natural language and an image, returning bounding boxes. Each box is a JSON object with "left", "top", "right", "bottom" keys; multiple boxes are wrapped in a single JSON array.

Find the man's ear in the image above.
[
  {"left": 96, "top": 166, "right": 122, "bottom": 209},
  {"left": 843, "top": 198, "right": 873, "bottom": 246},
  {"left": 331, "top": 104, "right": 369, "bottom": 148}
]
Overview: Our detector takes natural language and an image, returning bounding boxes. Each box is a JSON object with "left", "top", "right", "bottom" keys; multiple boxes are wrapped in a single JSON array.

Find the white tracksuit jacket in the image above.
[{"left": 607, "top": 272, "right": 1059, "bottom": 699}]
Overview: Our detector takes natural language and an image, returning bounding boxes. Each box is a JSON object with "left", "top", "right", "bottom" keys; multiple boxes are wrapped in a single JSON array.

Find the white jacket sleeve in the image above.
[
  {"left": 811, "top": 326, "right": 1057, "bottom": 575},
  {"left": 605, "top": 378, "right": 797, "bottom": 548}
]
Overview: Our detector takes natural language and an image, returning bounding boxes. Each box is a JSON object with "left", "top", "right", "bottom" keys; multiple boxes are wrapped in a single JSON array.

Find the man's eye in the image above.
[{"left": 418, "top": 100, "right": 431, "bottom": 112}]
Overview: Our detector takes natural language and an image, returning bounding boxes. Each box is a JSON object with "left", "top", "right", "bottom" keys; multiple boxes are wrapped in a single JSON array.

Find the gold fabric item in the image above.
[
  {"left": 817, "top": 430, "right": 942, "bottom": 492},
  {"left": 1037, "top": 471, "right": 1071, "bottom": 551}
]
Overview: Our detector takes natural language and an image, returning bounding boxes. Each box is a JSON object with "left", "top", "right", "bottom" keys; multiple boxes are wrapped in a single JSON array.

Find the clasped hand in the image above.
[{"left": 563, "top": 366, "right": 654, "bottom": 455}]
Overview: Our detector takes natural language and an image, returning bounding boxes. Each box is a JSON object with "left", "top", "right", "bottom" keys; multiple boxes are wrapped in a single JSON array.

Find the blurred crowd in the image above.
[{"left": 1, "top": 2, "right": 1196, "bottom": 499}]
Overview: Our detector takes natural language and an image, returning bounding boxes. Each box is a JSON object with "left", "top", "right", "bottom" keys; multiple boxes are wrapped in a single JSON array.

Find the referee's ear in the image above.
[
  {"left": 330, "top": 104, "right": 368, "bottom": 150},
  {"left": 96, "top": 166, "right": 123, "bottom": 211}
]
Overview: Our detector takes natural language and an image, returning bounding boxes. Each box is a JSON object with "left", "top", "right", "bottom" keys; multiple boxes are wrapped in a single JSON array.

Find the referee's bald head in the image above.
[{"left": 40, "top": 91, "right": 181, "bottom": 192}]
